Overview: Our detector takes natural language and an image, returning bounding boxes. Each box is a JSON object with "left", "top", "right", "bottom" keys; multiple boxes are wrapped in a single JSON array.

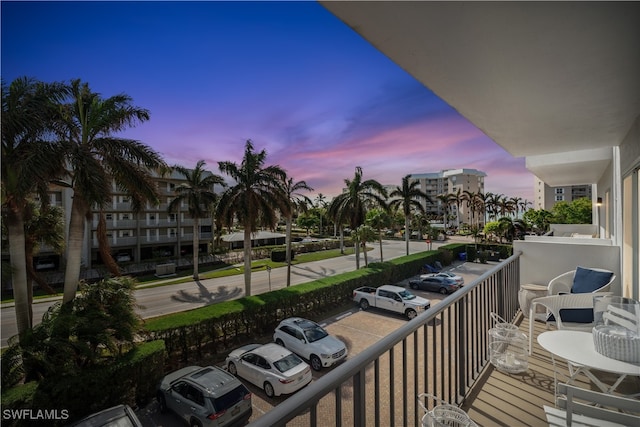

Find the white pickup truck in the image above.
[{"left": 352, "top": 285, "right": 431, "bottom": 320}]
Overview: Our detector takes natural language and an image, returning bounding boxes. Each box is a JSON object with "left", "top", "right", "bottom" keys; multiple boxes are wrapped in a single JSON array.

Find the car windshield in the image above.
[
  {"left": 303, "top": 326, "right": 328, "bottom": 343},
  {"left": 398, "top": 290, "right": 416, "bottom": 300},
  {"left": 273, "top": 353, "right": 303, "bottom": 373}
]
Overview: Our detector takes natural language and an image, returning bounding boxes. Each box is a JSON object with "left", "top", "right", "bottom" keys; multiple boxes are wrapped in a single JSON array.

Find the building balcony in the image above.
[{"left": 249, "top": 255, "right": 637, "bottom": 427}]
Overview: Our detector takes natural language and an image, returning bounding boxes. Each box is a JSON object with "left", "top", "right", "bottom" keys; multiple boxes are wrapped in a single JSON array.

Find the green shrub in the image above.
[
  {"left": 466, "top": 246, "right": 478, "bottom": 262},
  {"left": 478, "top": 251, "right": 489, "bottom": 264},
  {"left": 144, "top": 251, "right": 444, "bottom": 363}
]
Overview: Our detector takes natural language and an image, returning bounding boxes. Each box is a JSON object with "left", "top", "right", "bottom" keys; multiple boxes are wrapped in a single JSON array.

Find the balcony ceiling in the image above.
[{"left": 321, "top": 1, "right": 640, "bottom": 184}]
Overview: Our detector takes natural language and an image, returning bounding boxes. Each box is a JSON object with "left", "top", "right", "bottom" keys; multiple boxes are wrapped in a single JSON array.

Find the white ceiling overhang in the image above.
[{"left": 320, "top": 1, "right": 640, "bottom": 185}]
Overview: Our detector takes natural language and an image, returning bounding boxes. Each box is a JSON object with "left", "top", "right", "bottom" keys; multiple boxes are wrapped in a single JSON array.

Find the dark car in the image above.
[
  {"left": 409, "top": 276, "right": 461, "bottom": 295},
  {"left": 157, "top": 365, "right": 252, "bottom": 427},
  {"left": 71, "top": 404, "right": 142, "bottom": 427}
]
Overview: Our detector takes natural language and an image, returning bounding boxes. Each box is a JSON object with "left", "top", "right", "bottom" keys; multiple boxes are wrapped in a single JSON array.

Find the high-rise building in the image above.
[
  {"left": 533, "top": 178, "right": 593, "bottom": 210},
  {"left": 408, "top": 168, "right": 486, "bottom": 225}
]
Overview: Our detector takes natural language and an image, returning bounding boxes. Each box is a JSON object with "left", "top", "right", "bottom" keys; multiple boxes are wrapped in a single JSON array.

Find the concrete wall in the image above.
[{"left": 513, "top": 240, "right": 621, "bottom": 295}]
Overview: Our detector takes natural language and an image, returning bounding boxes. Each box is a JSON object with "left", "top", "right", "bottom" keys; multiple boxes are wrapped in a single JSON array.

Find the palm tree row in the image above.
[{"left": 3, "top": 76, "right": 533, "bottom": 342}]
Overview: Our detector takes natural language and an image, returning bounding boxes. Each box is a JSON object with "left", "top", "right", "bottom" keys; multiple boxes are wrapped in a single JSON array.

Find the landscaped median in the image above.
[{"left": 143, "top": 244, "right": 465, "bottom": 365}]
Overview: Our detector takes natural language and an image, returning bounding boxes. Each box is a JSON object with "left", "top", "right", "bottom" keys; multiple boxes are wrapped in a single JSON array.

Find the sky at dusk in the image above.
[{"left": 2, "top": 1, "right": 535, "bottom": 201}]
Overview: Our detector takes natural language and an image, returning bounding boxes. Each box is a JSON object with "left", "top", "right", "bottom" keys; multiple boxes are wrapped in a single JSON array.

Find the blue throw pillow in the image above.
[{"left": 571, "top": 267, "right": 613, "bottom": 293}]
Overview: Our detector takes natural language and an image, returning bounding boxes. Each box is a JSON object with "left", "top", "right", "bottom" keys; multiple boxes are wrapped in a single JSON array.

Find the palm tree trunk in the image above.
[
  {"left": 243, "top": 227, "right": 252, "bottom": 296},
  {"left": 63, "top": 196, "right": 88, "bottom": 304},
  {"left": 6, "top": 208, "right": 31, "bottom": 337},
  {"left": 404, "top": 217, "right": 410, "bottom": 256},
  {"left": 362, "top": 241, "right": 368, "bottom": 267},
  {"left": 285, "top": 216, "right": 293, "bottom": 287},
  {"left": 354, "top": 235, "right": 360, "bottom": 270},
  {"left": 378, "top": 231, "right": 383, "bottom": 262},
  {"left": 193, "top": 217, "right": 200, "bottom": 280},
  {"left": 97, "top": 210, "right": 120, "bottom": 276}
]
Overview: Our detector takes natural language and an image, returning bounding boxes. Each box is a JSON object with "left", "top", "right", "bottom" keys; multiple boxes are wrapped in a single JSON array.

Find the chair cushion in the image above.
[
  {"left": 571, "top": 267, "right": 613, "bottom": 293},
  {"left": 557, "top": 308, "right": 594, "bottom": 323}
]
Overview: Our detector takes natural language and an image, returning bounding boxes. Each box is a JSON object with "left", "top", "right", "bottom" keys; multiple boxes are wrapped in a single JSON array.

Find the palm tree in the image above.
[
  {"left": 354, "top": 225, "right": 377, "bottom": 267},
  {"left": 56, "top": 79, "right": 167, "bottom": 304},
  {"left": 168, "top": 160, "right": 226, "bottom": 280},
  {"left": 449, "top": 188, "right": 463, "bottom": 229},
  {"left": 328, "top": 167, "right": 386, "bottom": 269},
  {"left": 366, "top": 208, "right": 391, "bottom": 262},
  {"left": 281, "top": 177, "right": 313, "bottom": 287},
  {"left": 436, "top": 194, "right": 450, "bottom": 231},
  {"left": 2, "top": 77, "right": 67, "bottom": 337},
  {"left": 217, "top": 140, "right": 289, "bottom": 296},
  {"left": 23, "top": 201, "right": 65, "bottom": 322},
  {"left": 388, "top": 174, "right": 430, "bottom": 256},
  {"left": 510, "top": 196, "right": 523, "bottom": 218},
  {"left": 314, "top": 193, "right": 327, "bottom": 236}
]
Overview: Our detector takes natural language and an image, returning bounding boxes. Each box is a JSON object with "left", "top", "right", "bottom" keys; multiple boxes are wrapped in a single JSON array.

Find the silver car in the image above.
[{"left": 157, "top": 365, "right": 252, "bottom": 427}]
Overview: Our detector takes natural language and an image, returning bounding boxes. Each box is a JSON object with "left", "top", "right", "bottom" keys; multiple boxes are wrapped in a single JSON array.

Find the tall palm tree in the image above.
[
  {"left": 449, "top": 188, "right": 463, "bottom": 229},
  {"left": 510, "top": 196, "right": 523, "bottom": 218},
  {"left": 281, "top": 177, "right": 313, "bottom": 287},
  {"left": 56, "top": 79, "right": 167, "bottom": 304},
  {"left": 2, "top": 77, "right": 67, "bottom": 337},
  {"left": 388, "top": 174, "right": 429, "bottom": 256},
  {"left": 486, "top": 192, "right": 502, "bottom": 222},
  {"left": 436, "top": 194, "right": 450, "bottom": 231},
  {"left": 313, "top": 193, "right": 327, "bottom": 235},
  {"left": 328, "top": 167, "right": 386, "bottom": 269},
  {"left": 366, "top": 208, "right": 391, "bottom": 262},
  {"left": 217, "top": 140, "right": 289, "bottom": 296},
  {"left": 354, "top": 225, "right": 377, "bottom": 267},
  {"left": 168, "top": 160, "right": 226, "bottom": 280}
]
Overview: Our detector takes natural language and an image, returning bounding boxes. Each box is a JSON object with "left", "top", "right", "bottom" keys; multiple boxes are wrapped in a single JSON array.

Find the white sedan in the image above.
[
  {"left": 420, "top": 271, "right": 464, "bottom": 285},
  {"left": 225, "top": 343, "right": 312, "bottom": 398}
]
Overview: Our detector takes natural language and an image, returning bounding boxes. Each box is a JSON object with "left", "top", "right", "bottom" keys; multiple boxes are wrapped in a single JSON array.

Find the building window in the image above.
[
  {"left": 555, "top": 188, "right": 564, "bottom": 194},
  {"left": 169, "top": 228, "right": 176, "bottom": 237},
  {"left": 168, "top": 213, "right": 176, "bottom": 222},
  {"left": 105, "top": 213, "right": 113, "bottom": 220},
  {"left": 555, "top": 195, "right": 564, "bottom": 201}
]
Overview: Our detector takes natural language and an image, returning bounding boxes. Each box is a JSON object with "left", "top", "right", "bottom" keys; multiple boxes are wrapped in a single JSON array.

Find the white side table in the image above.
[{"left": 518, "top": 284, "right": 547, "bottom": 319}]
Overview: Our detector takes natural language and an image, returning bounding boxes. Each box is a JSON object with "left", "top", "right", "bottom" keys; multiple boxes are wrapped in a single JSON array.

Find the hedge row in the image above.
[
  {"left": 143, "top": 244, "right": 466, "bottom": 364},
  {"left": 0, "top": 340, "right": 166, "bottom": 426}
]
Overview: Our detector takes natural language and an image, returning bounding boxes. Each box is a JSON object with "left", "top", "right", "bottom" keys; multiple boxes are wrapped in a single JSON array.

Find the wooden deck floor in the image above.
[{"left": 461, "top": 315, "right": 593, "bottom": 427}]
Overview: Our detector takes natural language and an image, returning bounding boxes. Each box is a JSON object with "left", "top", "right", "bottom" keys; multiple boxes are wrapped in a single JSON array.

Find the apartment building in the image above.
[
  {"left": 534, "top": 178, "right": 593, "bottom": 210},
  {"left": 36, "top": 169, "right": 216, "bottom": 269},
  {"left": 409, "top": 168, "right": 486, "bottom": 225}
]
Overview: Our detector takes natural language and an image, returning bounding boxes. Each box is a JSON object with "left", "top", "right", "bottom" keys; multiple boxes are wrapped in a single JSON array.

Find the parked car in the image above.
[
  {"left": 71, "top": 404, "right": 142, "bottom": 427},
  {"left": 273, "top": 317, "right": 348, "bottom": 370},
  {"left": 353, "top": 285, "right": 431, "bottom": 319},
  {"left": 422, "top": 271, "right": 465, "bottom": 286},
  {"left": 225, "top": 343, "right": 312, "bottom": 398},
  {"left": 157, "top": 365, "right": 252, "bottom": 427},
  {"left": 35, "top": 258, "right": 56, "bottom": 271},
  {"left": 409, "top": 275, "right": 461, "bottom": 294},
  {"left": 116, "top": 253, "right": 131, "bottom": 262}
]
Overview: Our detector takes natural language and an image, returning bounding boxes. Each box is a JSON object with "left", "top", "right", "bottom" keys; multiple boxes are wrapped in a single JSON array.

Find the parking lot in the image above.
[{"left": 136, "top": 261, "right": 491, "bottom": 426}]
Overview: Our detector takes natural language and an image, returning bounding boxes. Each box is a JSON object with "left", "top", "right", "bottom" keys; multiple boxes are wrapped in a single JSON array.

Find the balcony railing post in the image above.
[
  {"left": 457, "top": 297, "right": 467, "bottom": 398},
  {"left": 354, "top": 369, "right": 366, "bottom": 427}
]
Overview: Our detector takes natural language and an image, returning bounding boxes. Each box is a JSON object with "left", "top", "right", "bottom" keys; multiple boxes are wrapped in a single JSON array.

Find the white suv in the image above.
[{"left": 273, "top": 317, "right": 348, "bottom": 371}]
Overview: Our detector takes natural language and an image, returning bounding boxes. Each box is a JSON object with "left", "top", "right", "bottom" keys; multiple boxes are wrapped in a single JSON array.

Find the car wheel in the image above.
[
  {"left": 264, "top": 381, "right": 275, "bottom": 398},
  {"left": 228, "top": 362, "right": 237, "bottom": 376},
  {"left": 360, "top": 299, "right": 370, "bottom": 310},
  {"left": 439, "top": 287, "right": 448, "bottom": 295},
  {"left": 406, "top": 309, "right": 417, "bottom": 320},
  {"left": 275, "top": 338, "right": 285, "bottom": 347},
  {"left": 310, "top": 355, "right": 322, "bottom": 371},
  {"left": 409, "top": 282, "right": 417, "bottom": 290},
  {"left": 157, "top": 392, "right": 167, "bottom": 414},
  {"left": 190, "top": 419, "right": 202, "bottom": 427}
]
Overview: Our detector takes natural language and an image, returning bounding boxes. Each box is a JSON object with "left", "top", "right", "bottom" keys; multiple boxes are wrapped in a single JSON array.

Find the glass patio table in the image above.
[{"left": 538, "top": 330, "right": 640, "bottom": 397}]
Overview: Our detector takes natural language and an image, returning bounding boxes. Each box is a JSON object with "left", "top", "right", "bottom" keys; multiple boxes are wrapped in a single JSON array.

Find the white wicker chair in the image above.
[
  {"left": 528, "top": 293, "right": 613, "bottom": 354},
  {"left": 548, "top": 268, "right": 615, "bottom": 295},
  {"left": 544, "top": 383, "right": 640, "bottom": 427}
]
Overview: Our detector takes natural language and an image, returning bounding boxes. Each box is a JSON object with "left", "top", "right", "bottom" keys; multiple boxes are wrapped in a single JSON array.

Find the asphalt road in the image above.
[{"left": 1, "top": 238, "right": 465, "bottom": 347}]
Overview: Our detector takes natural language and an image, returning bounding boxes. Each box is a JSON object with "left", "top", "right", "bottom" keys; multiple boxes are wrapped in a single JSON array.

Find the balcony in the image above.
[{"left": 249, "top": 256, "right": 637, "bottom": 426}]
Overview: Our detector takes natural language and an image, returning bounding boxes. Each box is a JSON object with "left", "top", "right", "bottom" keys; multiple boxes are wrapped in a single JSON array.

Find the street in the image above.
[{"left": 1, "top": 238, "right": 464, "bottom": 347}]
